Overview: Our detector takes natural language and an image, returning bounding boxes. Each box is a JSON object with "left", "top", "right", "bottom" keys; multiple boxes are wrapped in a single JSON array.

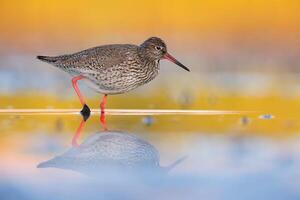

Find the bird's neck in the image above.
[
  {"left": 137, "top": 46, "right": 160, "bottom": 73},
  {"left": 138, "top": 46, "right": 157, "bottom": 62},
  {"left": 145, "top": 59, "right": 160, "bottom": 77}
]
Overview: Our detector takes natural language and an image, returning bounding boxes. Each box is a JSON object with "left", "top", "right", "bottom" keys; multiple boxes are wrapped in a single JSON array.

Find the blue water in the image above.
[{"left": 1, "top": 114, "right": 300, "bottom": 200}]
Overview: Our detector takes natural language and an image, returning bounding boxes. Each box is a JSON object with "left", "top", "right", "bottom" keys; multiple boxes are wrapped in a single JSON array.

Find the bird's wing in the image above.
[{"left": 53, "top": 44, "right": 138, "bottom": 75}]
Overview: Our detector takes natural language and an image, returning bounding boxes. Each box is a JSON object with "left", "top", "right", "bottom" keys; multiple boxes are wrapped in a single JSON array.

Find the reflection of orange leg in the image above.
[
  {"left": 100, "top": 94, "right": 108, "bottom": 130},
  {"left": 72, "top": 119, "right": 86, "bottom": 147}
]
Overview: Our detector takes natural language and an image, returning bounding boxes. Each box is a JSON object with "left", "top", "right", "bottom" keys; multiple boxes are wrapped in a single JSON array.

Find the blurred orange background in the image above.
[{"left": 1, "top": 0, "right": 300, "bottom": 60}]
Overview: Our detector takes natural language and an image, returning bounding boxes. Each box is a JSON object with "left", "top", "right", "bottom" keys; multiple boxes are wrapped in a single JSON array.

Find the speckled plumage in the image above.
[{"left": 37, "top": 37, "right": 171, "bottom": 94}]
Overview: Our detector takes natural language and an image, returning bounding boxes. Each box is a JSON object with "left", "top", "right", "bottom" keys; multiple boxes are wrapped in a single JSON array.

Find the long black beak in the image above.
[{"left": 163, "top": 53, "right": 190, "bottom": 72}]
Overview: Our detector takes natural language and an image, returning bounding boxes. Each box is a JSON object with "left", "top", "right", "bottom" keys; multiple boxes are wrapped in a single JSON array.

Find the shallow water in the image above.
[{"left": 1, "top": 110, "right": 300, "bottom": 200}]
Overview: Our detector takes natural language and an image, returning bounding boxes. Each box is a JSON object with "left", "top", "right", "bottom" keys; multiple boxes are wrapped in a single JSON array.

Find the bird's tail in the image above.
[
  {"left": 36, "top": 55, "right": 58, "bottom": 63},
  {"left": 163, "top": 155, "right": 188, "bottom": 172}
]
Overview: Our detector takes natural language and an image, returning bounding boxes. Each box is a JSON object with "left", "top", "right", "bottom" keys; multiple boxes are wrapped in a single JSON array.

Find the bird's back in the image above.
[
  {"left": 38, "top": 43, "right": 160, "bottom": 94},
  {"left": 38, "top": 44, "right": 139, "bottom": 74}
]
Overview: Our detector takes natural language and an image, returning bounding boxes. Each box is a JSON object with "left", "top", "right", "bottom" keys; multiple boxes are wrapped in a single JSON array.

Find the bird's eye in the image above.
[{"left": 155, "top": 46, "right": 162, "bottom": 51}]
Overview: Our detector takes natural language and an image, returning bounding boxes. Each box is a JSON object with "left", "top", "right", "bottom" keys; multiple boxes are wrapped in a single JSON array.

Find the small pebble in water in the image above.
[
  {"left": 259, "top": 114, "right": 274, "bottom": 120},
  {"left": 240, "top": 116, "right": 250, "bottom": 125},
  {"left": 142, "top": 116, "right": 154, "bottom": 126}
]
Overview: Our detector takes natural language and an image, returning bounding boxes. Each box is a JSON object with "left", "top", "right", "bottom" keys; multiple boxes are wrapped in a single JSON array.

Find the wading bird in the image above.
[{"left": 37, "top": 37, "right": 190, "bottom": 126}]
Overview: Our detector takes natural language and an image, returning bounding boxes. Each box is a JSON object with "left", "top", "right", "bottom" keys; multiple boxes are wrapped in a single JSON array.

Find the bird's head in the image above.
[{"left": 140, "top": 37, "right": 190, "bottom": 71}]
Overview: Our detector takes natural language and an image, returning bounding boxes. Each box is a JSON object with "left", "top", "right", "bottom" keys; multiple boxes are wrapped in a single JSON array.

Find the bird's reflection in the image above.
[{"left": 37, "top": 114, "right": 186, "bottom": 178}]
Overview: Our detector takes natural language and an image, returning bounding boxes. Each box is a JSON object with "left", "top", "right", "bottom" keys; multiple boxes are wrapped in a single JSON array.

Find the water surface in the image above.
[{"left": 1, "top": 110, "right": 300, "bottom": 200}]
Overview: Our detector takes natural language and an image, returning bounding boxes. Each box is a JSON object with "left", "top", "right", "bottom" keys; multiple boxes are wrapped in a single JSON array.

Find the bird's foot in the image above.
[{"left": 80, "top": 104, "right": 91, "bottom": 121}]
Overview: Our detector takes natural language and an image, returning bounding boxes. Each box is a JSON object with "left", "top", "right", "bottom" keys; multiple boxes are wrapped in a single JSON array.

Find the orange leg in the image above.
[
  {"left": 72, "top": 119, "right": 86, "bottom": 147},
  {"left": 100, "top": 94, "right": 108, "bottom": 130},
  {"left": 72, "top": 75, "right": 90, "bottom": 120},
  {"left": 71, "top": 75, "right": 85, "bottom": 106}
]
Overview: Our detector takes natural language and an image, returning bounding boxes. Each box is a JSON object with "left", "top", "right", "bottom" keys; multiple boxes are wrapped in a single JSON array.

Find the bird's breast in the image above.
[
  {"left": 84, "top": 60, "right": 160, "bottom": 94},
  {"left": 128, "top": 60, "right": 160, "bottom": 85}
]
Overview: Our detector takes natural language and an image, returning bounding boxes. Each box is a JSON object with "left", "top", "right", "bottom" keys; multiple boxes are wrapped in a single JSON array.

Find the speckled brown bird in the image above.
[{"left": 37, "top": 37, "right": 190, "bottom": 122}]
